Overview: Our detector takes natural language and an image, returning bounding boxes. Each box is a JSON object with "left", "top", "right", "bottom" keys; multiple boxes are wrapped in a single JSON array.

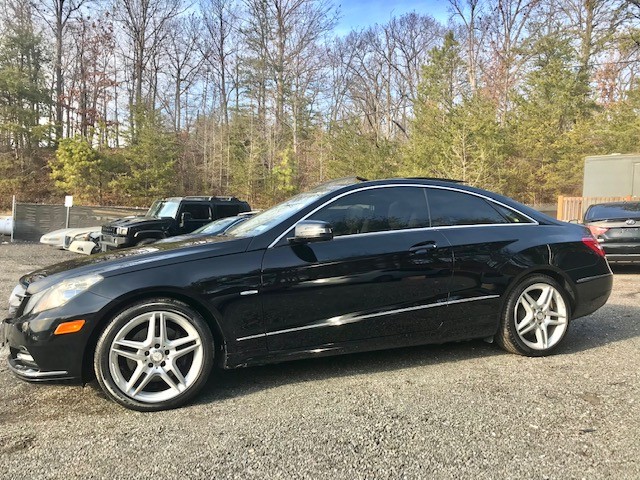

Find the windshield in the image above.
[
  {"left": 147, "top": 200, "right": 180, "bottom": 219},
  {"left": 193, "top": 216, "right": 242, "bottom": 234},
  {"left": 585, "top": 203, "right": 640, "bottom": 222},
  {"left": 226, "top": 178, "right": 361, "bottom": 238}
]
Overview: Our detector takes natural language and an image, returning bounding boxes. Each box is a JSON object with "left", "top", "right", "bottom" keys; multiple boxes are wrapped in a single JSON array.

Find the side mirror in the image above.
[
  {"left": 289, "top": 220, "right": 333, "bottom": 244},
  {"left": 180, "top": 212, "right": 192, "bottom": 227}
]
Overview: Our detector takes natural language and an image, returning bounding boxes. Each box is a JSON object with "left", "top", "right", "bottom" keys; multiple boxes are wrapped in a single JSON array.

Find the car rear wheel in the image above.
[
  {"left": 94, "top": 298, "right": 214, "bottom": 411},
  {"left": 496, "top": 275, "right": 571, "bottom": 356}
]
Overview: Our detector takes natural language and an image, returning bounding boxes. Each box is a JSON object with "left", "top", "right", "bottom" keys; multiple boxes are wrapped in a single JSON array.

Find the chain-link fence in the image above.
[{"left": 12, "top": 204, "right": 146, "bottom": 241}]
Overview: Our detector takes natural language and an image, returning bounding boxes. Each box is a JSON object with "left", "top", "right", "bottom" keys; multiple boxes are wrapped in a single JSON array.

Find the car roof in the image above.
[
  {"left": 355, "top": 178, "right": 493, "bottom": 195},
  {"left": 161, "top": 196, "right": 247, "bottom": 203}
]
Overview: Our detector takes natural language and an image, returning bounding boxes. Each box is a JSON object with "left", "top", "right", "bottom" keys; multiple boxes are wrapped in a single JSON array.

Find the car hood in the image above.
[
  {"left": 41, "top": 226, "right": 101, "bottom": 241},
  {"left": 156, "top": 232, "right": 210, "bottom": 244},
  {"left": 104, "top": 216, "right": 170, "bottom": 228},
  {"left": 21, "top": 235, "right": 253, "bottom": 294}
]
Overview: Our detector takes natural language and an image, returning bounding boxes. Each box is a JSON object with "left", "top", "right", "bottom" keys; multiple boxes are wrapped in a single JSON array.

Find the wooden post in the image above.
[
  {"left": 10, "top": 194, "right": 16, "bottom": 242},
  {"left": 557, "top": 195, "right": 564, "bottom": 221}
]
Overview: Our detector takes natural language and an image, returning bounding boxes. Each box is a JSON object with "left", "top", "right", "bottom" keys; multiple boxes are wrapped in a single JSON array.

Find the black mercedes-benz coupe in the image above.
[{"left": 3, "top": 178, "right": 613, "bottom": 410}]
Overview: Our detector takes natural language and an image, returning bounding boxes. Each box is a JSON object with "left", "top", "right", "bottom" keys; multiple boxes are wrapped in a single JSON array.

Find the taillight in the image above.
[
  {"left": 582, "top": 237, "right": 606, "bottom": 257},
  {"left": 588, "top": 225, "right": 609, "bottom": 237}
]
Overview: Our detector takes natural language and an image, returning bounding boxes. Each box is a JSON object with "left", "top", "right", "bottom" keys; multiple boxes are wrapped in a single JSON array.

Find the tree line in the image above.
[{"left": 1, "top": 0, "right": 640, "bottom": 210}]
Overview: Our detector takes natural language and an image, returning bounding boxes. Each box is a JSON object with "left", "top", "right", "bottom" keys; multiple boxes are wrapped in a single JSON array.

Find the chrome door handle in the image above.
[{"left": 409, "top": 242, "right": 438, "bottom": 255}]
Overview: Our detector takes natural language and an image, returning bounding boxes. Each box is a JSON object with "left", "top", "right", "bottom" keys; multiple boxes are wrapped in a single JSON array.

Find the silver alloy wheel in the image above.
[
  {"left": 108, "top": 310, "right": 204, "bottom": 403},
  {"left": 514, "top": 283, "right": 568, "bottom": 350}
]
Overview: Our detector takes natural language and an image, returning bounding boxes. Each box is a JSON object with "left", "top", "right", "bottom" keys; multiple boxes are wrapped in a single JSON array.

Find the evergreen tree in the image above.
[
  {"left": 112, "top": 109, "right": 179, "bottom": 205},
  {"left": 508, "top": 33, "right": 596, "bottom": 202},
  {"left": 403, "top": 32, "right": 505, "bottom": 190}
]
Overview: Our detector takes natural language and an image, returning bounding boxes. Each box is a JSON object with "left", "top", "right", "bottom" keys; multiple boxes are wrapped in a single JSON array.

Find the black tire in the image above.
[
  {"left": 496, "top": 274, "right": 571, "bottom": 357},
  {"left": 94, "top": 298, "right": 214, "bottom": 411},
  {"left": 135, "top": 238, "right": 157, "bottom": 246}
]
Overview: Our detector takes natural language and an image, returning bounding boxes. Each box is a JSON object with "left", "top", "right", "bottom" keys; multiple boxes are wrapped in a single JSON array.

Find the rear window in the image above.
[{"left": 585, "top": 203, "right": 640, "bottom": 222}]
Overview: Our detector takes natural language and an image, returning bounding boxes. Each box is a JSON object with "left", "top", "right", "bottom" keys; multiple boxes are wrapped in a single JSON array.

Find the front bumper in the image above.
[
  {"left": 100, "top": 234, "right": 131, "bottom": 251},
  {"left": 7, "top": 353, "right": 72, "bottom": 381},
  {"left": 3, "top": 291, "right": 112, "bottom": 382},
  {"left": 3, "top": 313, "right": 87, "bottom": 381}
]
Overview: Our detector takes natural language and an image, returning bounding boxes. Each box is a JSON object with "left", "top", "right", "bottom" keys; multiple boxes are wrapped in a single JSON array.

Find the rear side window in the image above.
[
  {"left": 216, "top": 204, "right": 241, "bottom": 218},
  {"left": 309, "top": 187, "right": 430, "bottom": 236},
  {"left": 491, "top": 203, "right": 532, "bottom": 223},
  {"left": 182, "top": 204, "right": 212, "bottom": 220},
  {"left": 426, "top": 189, "right": 514, "bottom": 226}
]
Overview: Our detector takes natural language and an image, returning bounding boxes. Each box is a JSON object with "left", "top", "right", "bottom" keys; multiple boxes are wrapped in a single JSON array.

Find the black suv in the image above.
[{"left": 100, "top": 196, "right": 251, "bottom": 250}]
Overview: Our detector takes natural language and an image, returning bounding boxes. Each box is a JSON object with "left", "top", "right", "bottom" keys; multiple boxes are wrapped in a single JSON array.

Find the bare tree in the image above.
[
  {"left": 201, "top": 0, "right": 238, "bottom": 126},
  {"left": 242, "top": 0, "right": 337, "bottom": 133},
  {"left": 486, "top": 0, "right": 541, "bottom": 121},
  {"left": 113, "top": 0, "right": 182, "bottom": 136},
  {"left": 161, "top": 14, "right": 204, "bottom": 131},
  {"left": 33, "top": 0, "right": 92, "bottom": 141},
  {"left": 448, "top": 0, "right": 488, "bottom": 92}
]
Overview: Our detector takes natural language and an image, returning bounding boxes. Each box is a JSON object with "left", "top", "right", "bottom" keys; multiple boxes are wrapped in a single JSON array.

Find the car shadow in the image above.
[
  {"left": 193, "top": 301, "right": 640, "bottom": 406},
  {"left": 195, "top": 339, "right": 500, "bottom": 405}
]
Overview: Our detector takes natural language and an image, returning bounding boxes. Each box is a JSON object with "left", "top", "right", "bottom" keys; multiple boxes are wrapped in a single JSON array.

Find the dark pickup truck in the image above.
[{"left": 100, "top": 196, "right": 251, "bottom": 250}]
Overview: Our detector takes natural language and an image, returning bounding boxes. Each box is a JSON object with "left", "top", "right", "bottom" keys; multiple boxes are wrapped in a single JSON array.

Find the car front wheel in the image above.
[
  {"left": 497, "top": 275, "right": 571, "bottom": 356},
  {"left": 94, "top": 298, "right": 214, "bottom": 411}
]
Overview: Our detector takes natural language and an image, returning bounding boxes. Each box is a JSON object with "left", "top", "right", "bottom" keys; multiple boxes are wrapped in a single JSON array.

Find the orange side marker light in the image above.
[{"left": 54, "top": 319, "right": 86, "bottom": 335}]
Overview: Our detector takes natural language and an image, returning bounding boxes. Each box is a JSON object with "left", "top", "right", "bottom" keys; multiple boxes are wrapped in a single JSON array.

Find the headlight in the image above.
[
  {"left": 8, "top": 284, "right": 26, "bottom": 316},
  {"left": 116, "top": 227, "right": 129, "bottom": 235},
  {"left": 24, "top": 274, "right": 103, "bottom": 315}
]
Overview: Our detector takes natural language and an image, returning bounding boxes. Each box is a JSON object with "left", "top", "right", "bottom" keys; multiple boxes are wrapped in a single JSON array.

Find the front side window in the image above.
[
  {"left": 226, "top": 178, "right": 361, "bottom": 237},
  {"left": 308, "top": 187, "right": 430, "bottom": 236},
  {"left": 426, "top": 189, "right": 513, "bottom": 226}
]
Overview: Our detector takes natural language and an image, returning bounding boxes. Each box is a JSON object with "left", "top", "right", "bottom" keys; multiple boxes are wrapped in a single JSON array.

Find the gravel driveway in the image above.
[{"left": 0, "top": 243, "right": 638, "bottom": 479}]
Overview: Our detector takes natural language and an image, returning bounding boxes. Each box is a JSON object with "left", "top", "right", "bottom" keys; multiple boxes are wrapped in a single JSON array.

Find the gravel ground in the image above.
[{"left": 0, "top": 243, "right": 638, "bottom": 479}]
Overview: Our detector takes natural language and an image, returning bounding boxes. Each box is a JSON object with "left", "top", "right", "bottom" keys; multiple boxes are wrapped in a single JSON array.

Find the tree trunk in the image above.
[{"left": 55, "top": 8, "right": 64, "bottom": 141}]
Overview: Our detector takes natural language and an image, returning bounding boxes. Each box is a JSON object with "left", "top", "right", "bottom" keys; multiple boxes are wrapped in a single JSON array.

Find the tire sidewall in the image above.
[{"left": 94, "top": 299, "right": 214, "bottom": 411}]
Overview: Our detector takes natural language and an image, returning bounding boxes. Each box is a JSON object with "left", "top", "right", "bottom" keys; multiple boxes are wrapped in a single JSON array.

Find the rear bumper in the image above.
[
  {"left": 573, "top": 273, "right": 613, "bottom": 319},
  {"left": 602, "top": 243, "right": 640, "bottom": 263},
  {"left": 604, "top": 254, "right": 640, "bottom": 264}
]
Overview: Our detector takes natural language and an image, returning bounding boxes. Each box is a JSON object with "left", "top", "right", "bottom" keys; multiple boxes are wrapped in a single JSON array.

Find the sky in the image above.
[{"left": 334, "top": 0, "right": 451, "bottom": 35}]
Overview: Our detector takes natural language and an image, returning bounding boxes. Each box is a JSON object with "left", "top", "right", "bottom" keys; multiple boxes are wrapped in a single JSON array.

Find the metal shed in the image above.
[{"left": 583, "top": 154, "right": 640, "bottom": 197}]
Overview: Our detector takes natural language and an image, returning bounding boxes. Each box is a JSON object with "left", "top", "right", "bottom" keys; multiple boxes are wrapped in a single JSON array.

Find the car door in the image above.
[
  {"left": 178, "top": 203, "right": 212, "bottom": 233},
  {"left": 424, "top": 187, "right": 538, "bottom": 339},
  {"left": 260, "top": 186, "right": 453, "bottom": 352}
]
